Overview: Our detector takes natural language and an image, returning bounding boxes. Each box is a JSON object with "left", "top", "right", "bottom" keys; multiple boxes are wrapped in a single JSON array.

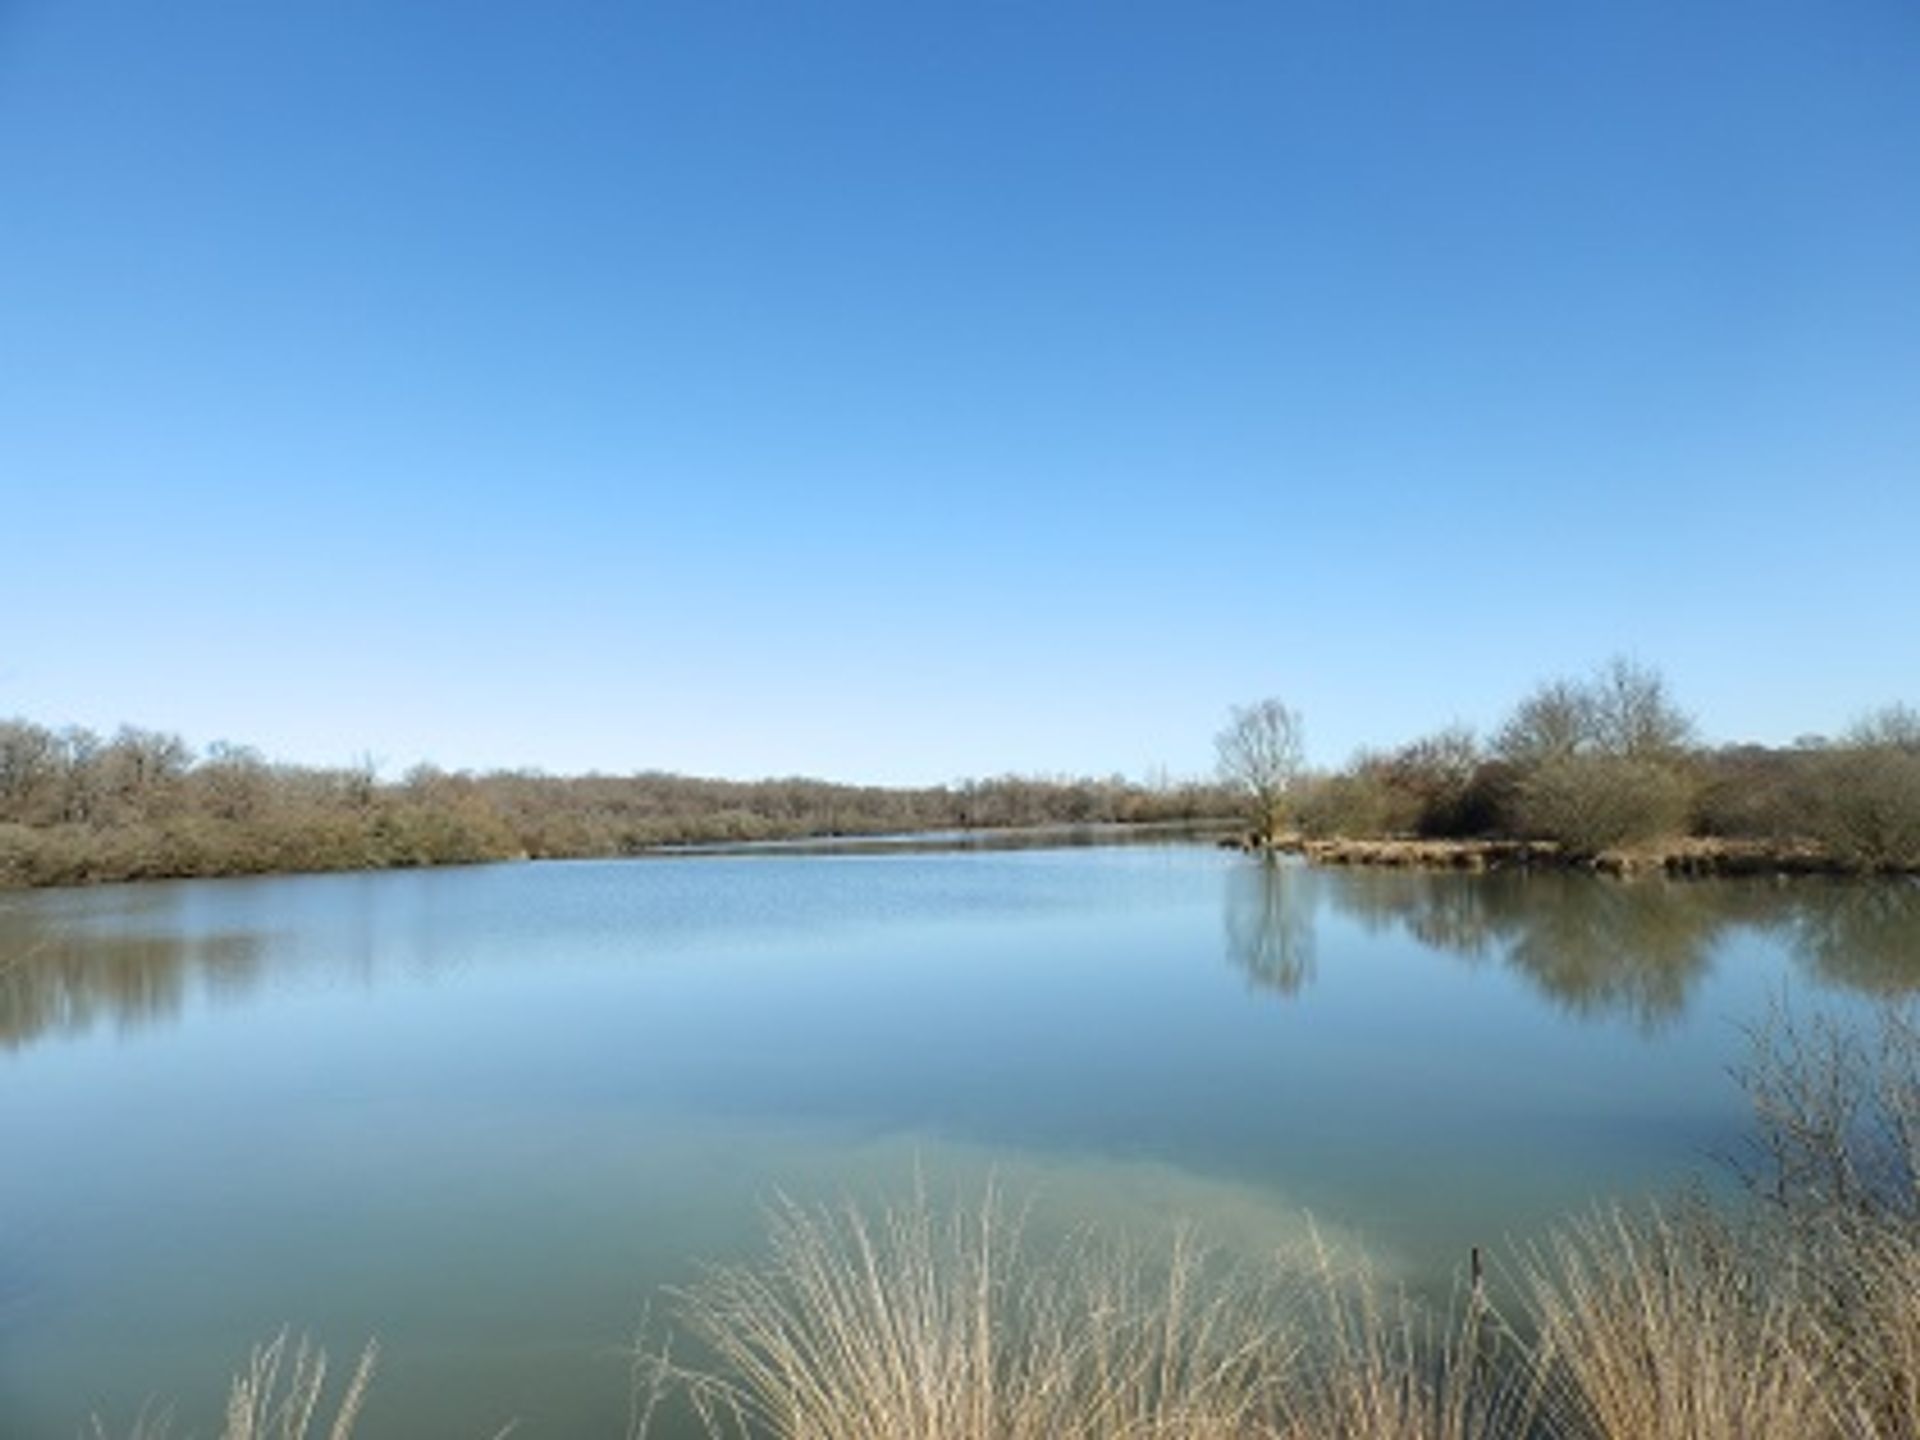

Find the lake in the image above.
[{"left": 2, "top": 844, "right": 1915, "bottom": 1436}]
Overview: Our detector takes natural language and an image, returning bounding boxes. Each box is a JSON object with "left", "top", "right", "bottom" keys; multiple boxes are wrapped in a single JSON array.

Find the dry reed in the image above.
[
  {"left": 659, "top": 1184, "right": 1304, "bottom": 1439},
  {"left": 1519, "top": 1202, "right": 1844, "bottom": 1440},
  {"left": 650, "top": 1184, "right": 1552, "bottom": 1440},
  {"left": 94, "top": 1331, "right": 375, "bottom": 1440}
]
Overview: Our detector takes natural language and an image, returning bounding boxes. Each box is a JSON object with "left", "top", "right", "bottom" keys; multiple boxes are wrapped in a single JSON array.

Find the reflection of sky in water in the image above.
[{"left": 0, "top": 852, "right": 1914, "bottom": 1436}]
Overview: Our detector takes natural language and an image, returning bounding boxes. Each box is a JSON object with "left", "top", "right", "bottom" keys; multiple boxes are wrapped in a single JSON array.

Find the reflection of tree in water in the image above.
[
  {"left": 1321, "top": 869, "right": 1920, "bottom": 1028},
  {"left": 0, "top": 906, "right": 267, "bottom": 1051},
  {"left": 1784, "top": 879, "right": 1920, "bottom": 996},
  {"left": 1496, "top": 877, "right": 1727, "bottom": 1030},
  {"left": 1224, "top": 858, "right": 1318, "bottom": 997},
  {"left": 1328, "top": 870, "right": 1504, "bottom": 960},
  {"left": 1322, "top": 870, "right": 1723, "bottom": 1030}
]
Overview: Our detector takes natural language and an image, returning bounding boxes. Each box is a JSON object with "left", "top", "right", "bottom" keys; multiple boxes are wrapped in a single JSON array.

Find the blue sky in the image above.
[{"left": 2, "top": 1, "right": 1915, "bottom": 784}]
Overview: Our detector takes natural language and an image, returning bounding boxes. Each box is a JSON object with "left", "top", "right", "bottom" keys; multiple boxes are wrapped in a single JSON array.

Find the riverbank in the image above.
[{"left": 1228, "top": 833, "right": 1915, "bottom": 878}]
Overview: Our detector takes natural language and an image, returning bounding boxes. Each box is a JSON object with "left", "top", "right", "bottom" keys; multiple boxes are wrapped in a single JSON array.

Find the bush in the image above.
[
  {"left": 1807, "top": 747, "right": 1920, "bottom": 871},
  {"left": 1513, "top": 755, "right": 1695, "bottom": 856},
  {"left": 1294, "top": 770, "right": 1417, "bottom": 839}
]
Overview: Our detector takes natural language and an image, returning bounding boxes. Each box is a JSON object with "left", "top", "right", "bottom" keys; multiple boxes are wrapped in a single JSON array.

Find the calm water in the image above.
[{"left": 2, "top": 846, "right": 1916, "bottom": 1436}]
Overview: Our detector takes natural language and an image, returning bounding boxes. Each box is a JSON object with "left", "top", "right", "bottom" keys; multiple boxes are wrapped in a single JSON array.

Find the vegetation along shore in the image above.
[
  {"left": 4, "top": 658, "right": 1914, "bottom": 889},
  {"left": 0, "top": 722, "right": 1234, "bottom": 889},
  {"left": 1218, "top": 659, "right": 1919, "bottom": 876}
]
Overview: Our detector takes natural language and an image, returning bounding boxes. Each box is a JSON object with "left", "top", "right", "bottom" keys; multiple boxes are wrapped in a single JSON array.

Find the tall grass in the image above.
[
  {"left": 1521, "top": 1202, "right": 1840, "bottom": 1439},
  {"left": 659, "top": 1186, "right": 1309, "bottom": 1439},
  {"left": 646, "top": 1185, "right": 1553, "bottom": 1440},
  {"left": 651, "top": 1185, "right": 1915, "bottom": 1440}
]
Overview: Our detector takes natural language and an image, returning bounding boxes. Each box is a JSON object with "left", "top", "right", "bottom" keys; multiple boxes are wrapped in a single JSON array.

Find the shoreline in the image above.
[
  {"left": 0, "top": 818, "right": 1244, "bottom": 893},
  {"left": 1227, "top": 833, "right": 1915, "bottom": 879}
]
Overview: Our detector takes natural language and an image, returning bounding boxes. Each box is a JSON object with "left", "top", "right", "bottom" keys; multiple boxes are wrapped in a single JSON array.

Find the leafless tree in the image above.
[
  {"left": 1495, "top": 679, "right": 1592, "bottom": 767},
  {"left": 0, "top": 720, "right": 60, "bottom": 822},
  {"left": 1215, "top": 698, "right": 1305, "bottom": 844},
  {"left": 1587, "top": 656, "right": 1696, "bottom": 760},
  {"left": 1845, "top": 703, "right": 1920, "bottom": 755},
  {"left": 1497, "top": 658, "right": 1694, "bottom": 766}
]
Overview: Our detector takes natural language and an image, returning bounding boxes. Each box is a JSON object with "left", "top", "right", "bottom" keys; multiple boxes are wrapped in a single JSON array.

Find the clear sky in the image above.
[{"left": 2, "top": 2, "right": 1915, "bottom": 784}]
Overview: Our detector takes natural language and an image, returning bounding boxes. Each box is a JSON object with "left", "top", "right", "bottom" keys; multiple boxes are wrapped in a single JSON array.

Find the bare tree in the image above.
[
  {"left": 1587, "top": 656, "right": 1696, "bottom": 761},
  {"left": 0, "top": 720, "right": 60, "bottom": 823},
  {"left": 196, "top": 741, "right": 271, "bottom": 823},
  {"left": 1215, "top": 698, "right": 1305, "bottom": 844},
  {"left": 1495, "top": 679, "right": 1593, "bottom": 768},
  {"left": 1493, "top": 660, "right": 1699, "bottom": 853},
  {"left": 1845, "top": 703, "right": 1920, "bottom": 755},
  {"left": 1498, "top": 658, "right": 1695, "bottom": 766}
]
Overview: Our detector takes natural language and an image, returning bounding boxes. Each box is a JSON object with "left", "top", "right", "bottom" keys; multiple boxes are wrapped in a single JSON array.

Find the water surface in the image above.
[{"left": 2, "top": 846, "right": 1914, "bottom": 1435}]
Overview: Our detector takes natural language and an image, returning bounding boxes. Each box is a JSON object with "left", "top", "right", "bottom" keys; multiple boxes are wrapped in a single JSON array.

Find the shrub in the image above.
[
  {"left": 1512, "top": 755, "right": 1694, "bottom": 856},
  {"left": 1807, "top": 747, "right": 1920, "bottom": 871},
  {"left": 1295, "top": 769, "right": 1416, "bottom": 839}
]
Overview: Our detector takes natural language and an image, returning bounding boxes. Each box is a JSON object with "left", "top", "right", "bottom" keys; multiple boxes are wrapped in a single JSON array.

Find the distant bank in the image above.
[{"left": 0, "top": 713, "right": 1239, "bottom": 890}]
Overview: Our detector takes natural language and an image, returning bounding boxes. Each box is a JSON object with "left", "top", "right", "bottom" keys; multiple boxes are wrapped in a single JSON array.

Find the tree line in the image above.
[
  {"left": 1218, "top": 659, "right": 1920, "bottom": 870},
  {"left": 0, "top": 719, "right": 1238, "bottom": 888}
]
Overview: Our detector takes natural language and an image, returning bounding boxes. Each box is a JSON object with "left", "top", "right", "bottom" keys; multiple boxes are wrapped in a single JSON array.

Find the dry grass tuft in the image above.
[
  {"left": 1520, "top": 1202, "right": 1842, "bottom": 1440},
  {"left": 660, "top": 1183, "right": 1304, "bottom": 1439},
  {"left": 93, "top": 1331, "right": 376, "bottom": 1440},
  {"left": 1816, "top": 1222, "right": 1920, "bottom": 1440},
  {"left": 1276, "top": 1240, "right": 1531, "bottom": 1440},
  {"left": 658, "top": 1177, "right": 1918, "bottom": 1440},
  {"left": 222, "top": 1331, "right": 377, "bottom": 1440},
  {"left": 651, "top": 1184, "right": 1544, "bottom": 1440}
]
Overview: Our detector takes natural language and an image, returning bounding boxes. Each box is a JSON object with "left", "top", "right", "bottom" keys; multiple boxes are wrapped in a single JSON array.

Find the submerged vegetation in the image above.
[{"left": 95, "top": 1004, "right": 1919, "bottom": 1439}]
